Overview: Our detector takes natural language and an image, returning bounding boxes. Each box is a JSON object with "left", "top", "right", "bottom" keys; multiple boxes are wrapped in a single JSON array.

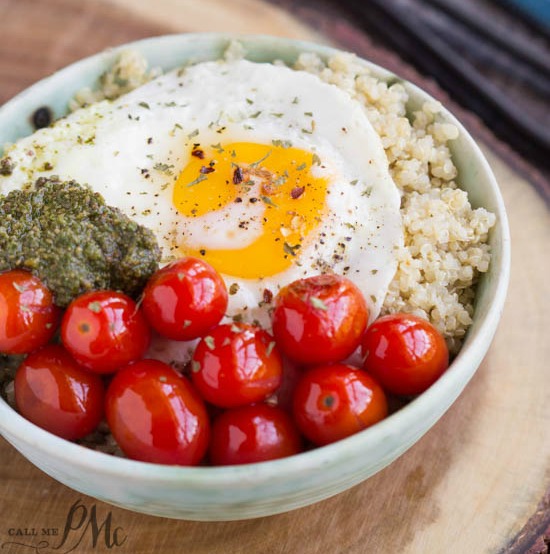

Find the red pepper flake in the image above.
[
  {"left": 200, "top": 166, "right": 215, "bottom": 174},
  {"left": 233, "top": 166, "right": 243, "bottom": 184},
  {"left": 192, "top": 149, "right": 205, "bottom": 159},
  {"left": 291, "top": 186, "right": 305, "bottom": 199},
  {"left": 263, "top": 288, "right": 273, "bottom": 304}
]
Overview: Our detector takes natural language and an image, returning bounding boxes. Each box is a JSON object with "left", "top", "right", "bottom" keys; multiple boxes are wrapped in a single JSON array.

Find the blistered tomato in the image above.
[
  {"left": 293, "top": 364, "right": 388, "bottom": 446},
  {"left": 14, "top": 344, "right": 104, "bottom": 440},
  {"left": 0, "top": 270, "right": 60, "bottom": 354},
  {"left": 141, "top": 257, "right": 228, "bottom": 340},
  {"left": 61, "top": 290, "right": 150, "bottom": 374},
  {"left": 210, "top": 404, "right": 302, "bottom": 465},
  {"left": 105, "top": 359, "right": 209, "bottom": 465},
  {"left": 191, "top": 323, "right": 283, "bottom": 408},
  {"left": 272, "top": 274, "right": 368, "bottom": 365},
  {"left": 361, "top": 313, "right": 449, "bottom": 396}
]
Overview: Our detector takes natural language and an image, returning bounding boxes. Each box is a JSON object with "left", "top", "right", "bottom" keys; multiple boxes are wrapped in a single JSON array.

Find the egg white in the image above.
[{"left": 0, "top": 59, "right": 402, "bottom": 364}]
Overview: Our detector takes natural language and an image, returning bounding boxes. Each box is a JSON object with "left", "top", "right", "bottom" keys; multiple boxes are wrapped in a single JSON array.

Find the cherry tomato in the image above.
[
  {"left": 191, "top": 323, "right": 283, "bottom": 408},
  {"left": 142, "top": 257, "right": 228, "bottom": 341},
  {"left": 361, "top": 313, "right": 449, "bottom": 396},
  {"left": 209, "top": 404, "right": 302, "bottom": 465},
  {"left": 293, "top": 364, "right": 388, "bottom": 446},
  {"left": 105, "top": 359, "right": 209, "bottom": 465},
  {"left": 0, "top": 270, "right": 60, "bottom": 354},
  {"left": 272, "top": 274, "right": 368, "bottom": 365},
  {"left": 61, "top": 290, "right": 150, "bottom": 374},
  {"left": 14, "top": 344, "right": 104, "bottom": 440}
]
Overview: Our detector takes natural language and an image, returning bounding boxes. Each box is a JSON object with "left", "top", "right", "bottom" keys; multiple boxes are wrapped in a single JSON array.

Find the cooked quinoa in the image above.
[
  {"left": 0, "top": 45, "right": 495, "bottom": 419},
  {"left": 68, "top": 50, "right": 161, "bottom": 111},
  {"left": 291, "top": 52, "right": 495, "bottom": 353}
]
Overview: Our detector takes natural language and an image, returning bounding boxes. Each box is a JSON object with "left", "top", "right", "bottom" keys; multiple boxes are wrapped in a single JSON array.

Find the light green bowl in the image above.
[{"left": 0, "top": 33, "right": 510, "bottom": 521}]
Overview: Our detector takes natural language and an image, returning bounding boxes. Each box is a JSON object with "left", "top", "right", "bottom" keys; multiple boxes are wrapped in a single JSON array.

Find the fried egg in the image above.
[{"left": 0, "top": 58, "right": 402, "bottom": 332}]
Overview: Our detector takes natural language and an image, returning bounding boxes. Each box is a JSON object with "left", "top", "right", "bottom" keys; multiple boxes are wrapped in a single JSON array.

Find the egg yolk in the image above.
[{"left": 173, "top": 142, "right": 328, "bottom": 279}]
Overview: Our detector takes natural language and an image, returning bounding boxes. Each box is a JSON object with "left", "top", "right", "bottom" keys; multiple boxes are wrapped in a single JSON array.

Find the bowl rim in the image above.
[{"left": 0, "top": 32, "right": 511, "bottom": 487}]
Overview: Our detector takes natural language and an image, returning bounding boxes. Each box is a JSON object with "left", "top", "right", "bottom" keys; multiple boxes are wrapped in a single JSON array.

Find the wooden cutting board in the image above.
[{"left": 0, "top": 1, "right": 548, "bottom": 553}]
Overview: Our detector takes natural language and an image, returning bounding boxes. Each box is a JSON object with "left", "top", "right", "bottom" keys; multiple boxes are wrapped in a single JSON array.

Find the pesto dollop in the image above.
[{"left": 0, "top": 177, "right": 161, "bottom": 307}]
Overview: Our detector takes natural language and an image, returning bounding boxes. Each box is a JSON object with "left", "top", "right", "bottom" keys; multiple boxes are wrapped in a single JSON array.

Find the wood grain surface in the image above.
[{"left": 0, "top": 1, "right": 549, "bottom": 553}]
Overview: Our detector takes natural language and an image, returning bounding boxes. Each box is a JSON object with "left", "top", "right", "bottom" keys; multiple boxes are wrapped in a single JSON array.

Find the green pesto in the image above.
[{"left": 0, "top": 176, "right": 161, "bottom": 307}]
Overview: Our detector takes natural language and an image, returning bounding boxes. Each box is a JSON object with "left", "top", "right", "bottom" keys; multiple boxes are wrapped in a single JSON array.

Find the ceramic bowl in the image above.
[{"left": 0, "top": 33, "right": 510, "bottom": 521}]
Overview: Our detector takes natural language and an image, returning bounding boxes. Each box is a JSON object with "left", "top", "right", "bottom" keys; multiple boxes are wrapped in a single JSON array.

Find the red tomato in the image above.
[
  {"left": 293, "top": 364, "right": 388, "bottom": 446},
  {"left": 210, "top": 404, "right": 302, "bottom": 465},
  {"left": 142, "top": 257, "right": 228, "bottom": 341},
  {"left": 361, "top": 313, "right": 449, "bottom": 396},
  {"left": 105, "top": 359, "right": 209, "bottom": 465},
  {"left": 190, "top": 323, "right": 283, "bottom": 408},
  {"left": 61, "top": 290, "right": 150, "bottom": 374},
  {"left": 271, "top": 274, "right": 368, "bottom": 365},
  {"left": 14, "top": 344, "right": 104, "bottom": 440},
  {"left": 0, "top": 270, "right": 60, "bottom": 354}
]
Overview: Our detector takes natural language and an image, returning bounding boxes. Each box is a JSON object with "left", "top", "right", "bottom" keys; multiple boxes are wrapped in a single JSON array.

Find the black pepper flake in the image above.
[
  {"left": 249, "top": 197, "right": 258, "bottom": 203},
  {"left": 147, "top": 137, "right": 153, "bottom": 144},
  {"left": 235, "top": 197, "right": 243, "bottom": 203},
  {"left": 191, "top": 149, "right": 205, "bottom": 159},
  {"left": 199, "top": 249, "right": 206, "bottom": 256},
  {"left": 200, "top": 166, "right": 215, "bottom": 174},
  {"left": 233, "top": 166, "right": 243, "bottom": 184},
  {"left": 32, "top": 106, "right": 52, "bottom": 130},
  {"left": 0, "top": 157, "right": 15, "bottom": 176}
]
